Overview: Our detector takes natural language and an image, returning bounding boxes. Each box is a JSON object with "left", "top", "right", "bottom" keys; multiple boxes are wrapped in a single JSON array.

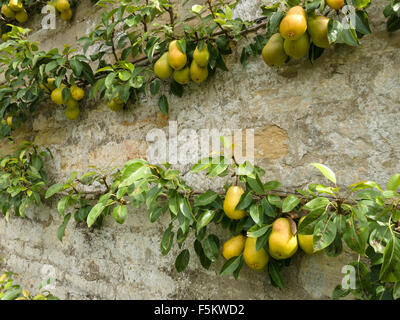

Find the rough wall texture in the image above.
[{"left": 0, "top": 0, "right": 400, "bottom": 300}]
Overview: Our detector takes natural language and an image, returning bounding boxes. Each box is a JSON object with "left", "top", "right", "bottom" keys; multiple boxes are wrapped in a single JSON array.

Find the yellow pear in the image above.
[
  {"left": 50, "top": 88, "right": 64, "bottom": 105},
  {"left": 60, "top": 8, "right": 72, "bottom": 21},
  {"left": 70, "top": 85, "right": 84, "bottom": 101},
  {"left": 173, "top": 66, "right": 190, "bottom": 85},
  {"left": 65, "top": 98, "right": 78, "bottom": 109},
  {"left": 1, "top": 33, "right": 9, "bottom": 42},
  {"left": 1, "top": 4, "right": 15, "bottom": 18},
  {"left": 167, "top": 40, "right": 187, "bottom": 70},
  {"left": 65, "top": 106, "right": 80, "bottom": 120},
  {"left": 223, "top": 186, "right": 246, "bottom": 220},
  {"left": 108, "top": 98, "right": 124, "bottom": 111},
  {"left": 15, "top": 8, "right": 27, "bottom": 23},
  {"left": 307, "top": 15, "right": 330, "bottom": 49},
  {"left": 326, "top": 0, "right": 344, "bottom": 10},
  {"left": 190, "top": 60, "right": 208, "bottom": 83},
  {"left": 193, "top": 44, "right": 210, "bottom": 67},
  {"left": 56, "top": 0, "right": 70, "bottom": 12},
  {"left": 298, "top": 216, "right": 317, "bottom": 254},
  {"left": 280, "top": 6, "right": 307, "bottom": 41},
  {"left": 243, "top": 237, "right": 269, "bottom": 271},
  {"left": 283, "top": 32, "right": 310, "bottom": 59},
  {"left": 154, "top": 52, "right": 173, "bottom": 79},
  {"left": 268, "top": 217, "right": 298, "bottom": 260},
  {"left": 8, "top": 0, "right": 23, "bottom": 12},
  {"left": 222, "top": 234, "right": 246, "bottom": 260},
  {"left": 261, "top": 33, "right": 288, "bottom": 67},
  {"left": 6, "top": 116, "right": 12, "bottom": 127}
]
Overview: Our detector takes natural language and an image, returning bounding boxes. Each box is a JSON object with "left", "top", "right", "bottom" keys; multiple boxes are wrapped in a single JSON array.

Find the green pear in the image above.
[
  {"left": 193, "top": 44, "right": 210, "bottom": 67},
  {"left": 167, "top": 40, "right": 187, "bottom": 70},
  {"left": 261, "top": 33, "right": 288, "bottom": 67},
  {"left": 307, "top": 15, "right": 330, "bottom": 49},
  {"left": 268, "top": 218, "right": 298, "bottom": 260},
  {"left": 243, "top": 237, "right": 269, "bottom": 271},
  {"left": 283, "top": 33, "right": 310, "bottom": 59},
  {"left": 280, "top": 6, "right": 307, "bottom": 41},
  {"left": 173, "top": 66, "right": 190, "bottom": 85},
  {"left": 154, "top": 52, "right": 173, "bottom": 79},
  {"left": 190, "top": 60, "right": 208, "bottom": 83}
]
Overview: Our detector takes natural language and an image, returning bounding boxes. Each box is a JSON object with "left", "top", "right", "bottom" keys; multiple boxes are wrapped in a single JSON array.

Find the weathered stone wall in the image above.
[{"left": 0, "top": 0, "right": 399, "bottom": 299}]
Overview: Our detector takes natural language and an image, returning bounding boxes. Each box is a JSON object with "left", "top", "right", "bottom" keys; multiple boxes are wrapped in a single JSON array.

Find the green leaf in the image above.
[
  {"left": 57, "top": 213, "right": 71, "bottom": 242},
  {"left": 194, "top": 190, "right": 218, "bottom": 207},
  {"left": 342, "top": 207, "right": 369, "bottom": 255},
  {"left": 247, "top": 224, "right": 270, "bottom": 238},
  {"left": 87, "top": 202, "right": 106, "bottom": 228},
  {"left": 235, "top": 191, "right": 253, "bottom": 211},
  {"left": 149, "top": 204, "right": 167, "bottom": 223},
  {"left": 179, "top": 197, "right": 193, "bottom": 220},
  {"left": 57, "top": 196, "right": 71, "bottom": 215},
  {"left": 303, "top": 197, "right": 330, "bottom": 211},
  {"left": 175, "top": 249, "right": 190, "bottom": 272},
  {"left": 150, "top": 79, "right": 160, "bottom": 95},
  {"left": 268, "top": 261, "right": 284, "bottom": 289},
  {"left": 203, "top": 235, "right": 220, "bottom": 262},
  {"left": 45, "top": 183, "right": 64, "bottom": 199},
  {"left": 332, "top": 285, "right": 350, "bottom": 300},
  {"left": 247, "top": 176, "right": 265, "bottom": 195},
  {"left": 220, "top": 255, "right": 242, "bottom": 276},
  {"left": 249, "top": 204, "right": 263, "bottom": 226},
  {"left": 311, "top": 163, "right": 337, "bottom": 184},
  {"left": 387, "top": 174, "right": 400, "bottom": 191},
  {"left": 313, "top": 215, "right": 337, "bottom": 251},
  {"left": 119, "top": 165, "right": 152, "bottom": 187},
  {"left": 393, "top": 282, "right": 400, "bottom": 300},
  {"left": 160, "top": 225, "right": 174, "bottom": 256},
  {"left": 112, "top": 205, "right": 127, "bottom": 224},
  {"left": 194, "top": 239, "right": 212, "bottom": 269},
  {"left": 158, "top": 94, "right": 169, "bottom": 114},
  {"left": 379, "top": 235, "right": 400, "bottom": 282},
  {"left": 196, "top": 209, "right": 215, "bottom": 233},
  {"left": 282, "top": 195, "right": 300, "bottom": 213},
  {"left": 264, "top": 180, "right": 281, "bottom": 191}
]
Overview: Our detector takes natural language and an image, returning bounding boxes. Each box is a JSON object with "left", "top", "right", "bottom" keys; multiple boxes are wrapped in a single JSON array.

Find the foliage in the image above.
[
  {"left": 384, "top": 0, "right": 400, "bottom": 32},
  {"left": 0, "top": 140, "right": 49, "bottom": 221},
  {"left": 0, "top": 270, "right": 58, "bottom": 300}
]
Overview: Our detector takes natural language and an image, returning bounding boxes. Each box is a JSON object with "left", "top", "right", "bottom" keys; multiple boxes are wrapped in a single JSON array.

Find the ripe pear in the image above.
[
  {"left": 56, "top": 0, "right": 70, "bottom": 12},
  {"left": 268, "top": 218, "right": 298, "bottom": 260},
  {"left": 193, "top": 44, "right": 210, "bottom": 67},
  {"left": 70, "top": 85, "right": 84, "bottom": 101},
  {"left": 326, "top": 0, "right": 344, "bottom": 10},
  {"left": 283, "top": 32, "right": 310, "bottom": 59},
  {"left": 154, "top": 52, "right": 173, "bottom": 79},
  {"left": 6, "top": 116, "right": 12, "bottom": 127},
  {"left": 65, "top": 98, "right": 78, "bottom": 109},
  {"left": 61, "top": 8, "right": 72, "bottom": 21},
  {"left": 173, "top": 66, "right": 190, "bottom": 85},
  {"left": 223, "top": 186, "right": 246, "bottom": 220},
  {"left": 50, "top": 88, "right": 64, "bottom": 105},
  {"left": 1, "top": 4, "right": 15, "bottom": 18},
  {"left": 15, "top": 8, "right": 27, "bottom": 23},
  {"left": 298, "top": 216, "right": 317, "bottom": 254},
  {"left": 280, "top": 6, "right": 307, "bottom": 41},
  {"left": 307, "top": 15, "right": 330, "bottom": 49},
  {"left": 261, "top": 33, "right": 287, "bottom": 67},
  {"left": 65, "top": 106, "right": 80, "bottom": 120},
  {"left": 190, "top": 60, "right": 208, "bottom": 83},
  {"left": 167, "top": 40, "right": 187, "bottom": 70},
  {"left": 8, "top": 0, "right": 23, "bottom": 12},
  {"left": 222, "top": 234, "right": 246, "bottom": 260},
  {"left": 243, "top": 237, "right": 269, "bottom": 271}
]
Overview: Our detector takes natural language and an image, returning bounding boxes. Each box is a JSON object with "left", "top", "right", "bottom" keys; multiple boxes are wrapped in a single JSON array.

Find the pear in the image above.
[
  {"left": 223, "top": 186, "right": 246, "bottom": 220},
  {"left": 8, "top": 0, "right": 23, "bottom": 12},
  {"left": 261, "top": 33, "right": 288, "bottom": 67},
  {"left": 15, "top": 8, "right": 28, "bottom": 23},
  {"left": 65, "top": 106, "right": 80, "bottom": 120},
  {"left": 70, "top": 85, "right": 84, "bottom": 101},
  {"left": 268, "top": 218, "right": 298, "bottom": 260},
  {"left": 190, "top": 60, "right": 208, "bottom": 83},
  {"left": 283, "top": 32, "right": 310, "bottom": 59},
  {"left": 307, "top": 15, "right": 330, "bottom": 49},
  {"left": 222, "top": 234, "right": 246, "bottom": 260},
  {"left": 154, "top": 52, "right": 173, "bottom": 79},
  {"left": 1, "top": 4, "right": 15, "bottom": 18},
  {"left": 326, "top": 0, "right": 344, "bottom": 10},
  {"left": 173, "top": 66, "right": 190, "bottom": 85},
  {"left": 280, "top": 6, "right": 307, "bottom": 41},
  {"left": 243, "top": 237, "right": 269, "bottom": 271},
  {"left": 60, "top": 8, "right": 72, "bottom": 21},
  {"left": 298, "top": 216, "right": 316, "bottom": 255},
  {"left": 50, "top": 88, "right": 64, "bottom": 105},
  {"left": 56, "top": 0, "right": 70, "bottom": 12},
  {"left": 108, "top": 98, "right": 124, "bottom": 111},
  {"left": 193, "top": 44, "right": 210, "bottom": 67},
  {"left": 65, "top": 98, "right": 78, "bottom": 109},
  {"left": 167, "top": 40, "right": 187, "bottom": 70}
]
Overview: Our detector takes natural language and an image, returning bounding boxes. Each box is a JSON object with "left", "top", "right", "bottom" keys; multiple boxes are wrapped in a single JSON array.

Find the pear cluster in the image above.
[
  {"left": 222, "top": 185, "right": 319, "bottom": 273},
  {"left": 55, "top": 0, "right": 72, "bottom": 21},
  {"left": 261, "top": 5, "right": 340, "bottom": 67},
  {"left": 1, "top": 0, "right": 28, "bottom": 24},
  {"left": 45, "top": 79, "right": 84, "bottom": 120},
  {"left": 154, "top": 40, "right": 210, "bottom": 85}
]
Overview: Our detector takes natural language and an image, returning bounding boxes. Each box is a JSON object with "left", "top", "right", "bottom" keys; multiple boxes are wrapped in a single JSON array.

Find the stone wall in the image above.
[{"left": 0, "top": 0, "right": 400, "bottom": 299}]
